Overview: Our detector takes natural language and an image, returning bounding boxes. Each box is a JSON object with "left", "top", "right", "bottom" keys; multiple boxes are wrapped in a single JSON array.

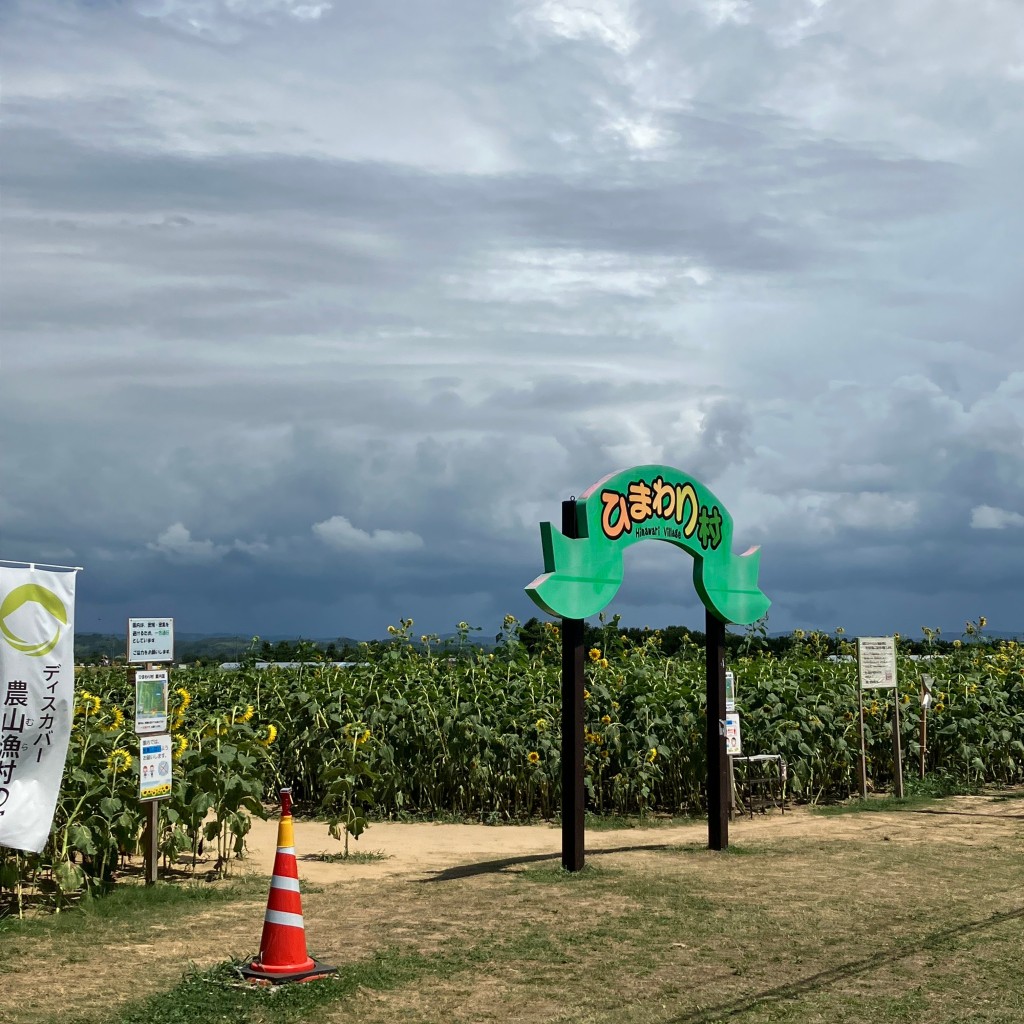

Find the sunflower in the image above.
[
  {"left": 174, "top": 735, "right": 188, "bottom": 757},
  {"left": 259, "top": 724, "right": 278, "bottom": 747},
  {"left": 646, "top": 747, "right": 658, "bottom": 763},
  {"left": 588, "top": 648, "right": 602, "bottom": 662},
  {"left": 106, "top": 748, "right": 132, "bottom": 775},
  {"left": 527, "top": 751, "right": 540, "bottom": 764},
  {"left": 78, "top": 690, "right": 101, "bottom": 716},
  {"left": 239, "top": 704, "right": 255, "bottom": 723}
]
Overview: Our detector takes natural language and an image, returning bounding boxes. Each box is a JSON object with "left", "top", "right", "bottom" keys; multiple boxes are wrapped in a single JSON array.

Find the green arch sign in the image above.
[{"left": 525, "top": 465, "right": 769, "bottom": 624}]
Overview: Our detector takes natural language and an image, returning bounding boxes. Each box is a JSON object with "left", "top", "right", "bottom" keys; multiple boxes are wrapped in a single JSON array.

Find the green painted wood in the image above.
[{"left": 526, "top": 465, "right": 769, "bottom": 625}]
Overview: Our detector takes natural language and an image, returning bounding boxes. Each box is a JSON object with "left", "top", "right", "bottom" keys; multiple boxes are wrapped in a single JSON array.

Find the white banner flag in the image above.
[{"left": 0, "top": 566, "right": 78, "bottom": 854}]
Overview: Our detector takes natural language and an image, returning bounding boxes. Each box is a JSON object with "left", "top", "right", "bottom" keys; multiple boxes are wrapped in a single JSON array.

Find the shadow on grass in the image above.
[
  {"left": 905, "top": 808, "right": 1024, "bottom": 820},
  {"left": 417, "top": 841, "right": 740, "bottom": 883},
  {"left": 663, "top": 903, "right": 1024, "bottom": 1023}
]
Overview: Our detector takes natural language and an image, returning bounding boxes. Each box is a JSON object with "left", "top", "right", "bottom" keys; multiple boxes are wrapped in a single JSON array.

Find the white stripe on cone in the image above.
[
  {"left": 272, "top": 874, "right": 301, "bottom": 892},
  {"left": 277, "top": 846, "right": 296, "bottom": 855},
  {"left": 264, "top": 909, "right": 305, "bottom": 929}
]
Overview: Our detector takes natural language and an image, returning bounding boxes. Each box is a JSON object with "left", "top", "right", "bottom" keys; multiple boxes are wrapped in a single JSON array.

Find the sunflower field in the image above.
[{"left": 2, "top": 616, "right": 1023, "bottom": 911}]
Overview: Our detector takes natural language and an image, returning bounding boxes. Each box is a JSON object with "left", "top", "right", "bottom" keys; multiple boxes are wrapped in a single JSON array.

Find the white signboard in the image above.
[
  {"left": 139, "top": 733, "right": 172, "bottom": 801},
  {"left": 0, "top": 565, "right": 79, "bottom": 853},
  {"left": 134, "top": 670, "right": 168, "bottom": 734},
  {"left": 725, "top": 712, "right": 742, "bottom": 755},
  {"left": 725, "top": 670, "right": 736, "bottom": 714},
  {"left": 858, "top": 636, "right": 898, "bottom": 689},
  {"left": 127, "top": 617, "right": 174, "bottom": 664}
]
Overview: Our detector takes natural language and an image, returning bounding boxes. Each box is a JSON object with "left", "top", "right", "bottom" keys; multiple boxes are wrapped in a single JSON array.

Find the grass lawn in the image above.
[{"left": 2, "top": 794, "right": 1023, "bottom": 1024}]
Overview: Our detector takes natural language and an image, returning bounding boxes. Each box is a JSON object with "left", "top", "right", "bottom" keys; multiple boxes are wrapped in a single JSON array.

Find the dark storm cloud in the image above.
[{"left": 1, "top": 0, "right": 1022, "bottom": 639}]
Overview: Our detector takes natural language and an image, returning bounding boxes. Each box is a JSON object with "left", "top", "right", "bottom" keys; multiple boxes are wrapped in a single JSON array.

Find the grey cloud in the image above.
[{"left": 2, "top": 0, "right": 1022, "bottom": 639}]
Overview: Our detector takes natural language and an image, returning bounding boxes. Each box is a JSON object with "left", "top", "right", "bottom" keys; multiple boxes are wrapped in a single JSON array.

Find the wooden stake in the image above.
[
  {"left": 919, "top": 675, "right": 929, "bottom": 780},
  {"left": 858, "top": 685, "right": 868, "bottom": 800},
  {"left": 892, "top": 692, "right": 905, "bottom": 798},
  {"left": 144, "top": 800, "right": 159, "bottom": 885}
]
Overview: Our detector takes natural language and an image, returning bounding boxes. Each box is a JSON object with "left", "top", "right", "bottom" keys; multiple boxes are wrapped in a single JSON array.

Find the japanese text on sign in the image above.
[
  {"left": 1, "top": 663, "right": 61, "bottom": 792},
  {"left": 134, "top": 670, "right": 168, "bottom": 734},
  {"left": 0, "top": 564, "right": 78, "bottom": 853},
  {"left": 139, "top": 733, "right": 172, "bottom": 801},
  {"left": 127, "top": 618, "right": 174, "bottom": 664},
  {"left": 598, "top": 474, "right": 723, "bottom": 549},
  {"left": 857, "top": 636, "right": 898, "bottom": 689}
]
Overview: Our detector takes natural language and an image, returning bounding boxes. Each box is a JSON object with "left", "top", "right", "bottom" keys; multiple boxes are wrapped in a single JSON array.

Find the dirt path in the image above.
[{"left": 240, "top": 794, "right": 1024, "bottom": 883}]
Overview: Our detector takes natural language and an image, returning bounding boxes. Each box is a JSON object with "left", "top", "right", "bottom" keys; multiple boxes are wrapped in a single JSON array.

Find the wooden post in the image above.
[
  {"left": 705, "top": 610, "right": 729, "bottom": 851},
  {"left": 560, "top": 499, "right": 586, "bottom": 872},
  {"left": 143, "top": 800, "right": 159, "bottom": 885},
  {"left": 892, "top": 692, "right": 905, "bottom": 798},
  {"left": 919, "top": 674, "right": 930, "bottom": 780},
  {"left": 857, "top": 685, "right": 868, "bottom": 800}
]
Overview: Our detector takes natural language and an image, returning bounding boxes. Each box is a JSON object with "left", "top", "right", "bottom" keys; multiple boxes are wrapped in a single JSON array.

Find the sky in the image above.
[{"left": 1, "top": 0, "right": 1023, "bottom": 642}]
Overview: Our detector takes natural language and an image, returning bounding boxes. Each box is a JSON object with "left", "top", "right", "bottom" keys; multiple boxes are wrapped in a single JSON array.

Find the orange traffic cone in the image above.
[{"left": 239, "top": 787, "right": 336, "bottom": 984}]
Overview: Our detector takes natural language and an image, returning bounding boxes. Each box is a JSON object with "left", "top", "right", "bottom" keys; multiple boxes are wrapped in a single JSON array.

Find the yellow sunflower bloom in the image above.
[
  {"left": 588, "top": 648, "right": 602, "bottom": 662},
  {"left": 527, "top": 751, "right": 540, "bottom": 764},
  {"left": 260, "top": 724, "right": 278, "bottom": 747},
  {"left": 106, "top": 748, "right": 132, "bottom": 775}
]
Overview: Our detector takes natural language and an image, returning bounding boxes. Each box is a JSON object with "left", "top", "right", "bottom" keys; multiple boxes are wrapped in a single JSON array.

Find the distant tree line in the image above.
[{"left": 76, "top": 620, "right": 1007, "bottom": 666}]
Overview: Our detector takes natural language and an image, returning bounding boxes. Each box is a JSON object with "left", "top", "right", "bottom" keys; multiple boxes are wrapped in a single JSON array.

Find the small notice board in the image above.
[
  {"left": 857, "top": 636, "right": 897, "bottom": 689},
  {"left": 134, "top": 669, "right": 169, "bottom": 734},
  {"left": 127, "top": 617, "right": 174, "bottom": 664},
  {"left": 139, "top": 733, "right": 172, "bottom": 801}
]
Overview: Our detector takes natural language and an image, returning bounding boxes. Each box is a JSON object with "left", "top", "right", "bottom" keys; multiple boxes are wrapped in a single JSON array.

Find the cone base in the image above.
[{"left": 237, "top": 957, "right": 337, "bottom": 985}]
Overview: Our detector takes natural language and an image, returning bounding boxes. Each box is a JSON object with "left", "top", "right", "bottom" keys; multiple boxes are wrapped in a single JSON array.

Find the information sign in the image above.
[
  {"left": 857, "top": 636, "right": 897, "bottom": 689},
  {"left": 134, "top": 669, "right": 168, "bottom": 734},
  {"left": 139, "top": 733, "right": 172, "bottom": 801},
  {"left": 725, "top": 712, "right": 742, "bottom": 755},
  {"left": 127, "top": 617, "right": 174, "bottom": 664},
  {"left": 725, "top": 670, "right": 736, "bottom": 713}
]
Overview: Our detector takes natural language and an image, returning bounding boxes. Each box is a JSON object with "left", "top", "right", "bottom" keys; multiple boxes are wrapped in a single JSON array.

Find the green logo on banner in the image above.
[{"left": 0, "top": 584, "right": 68, "bottom": 657}]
